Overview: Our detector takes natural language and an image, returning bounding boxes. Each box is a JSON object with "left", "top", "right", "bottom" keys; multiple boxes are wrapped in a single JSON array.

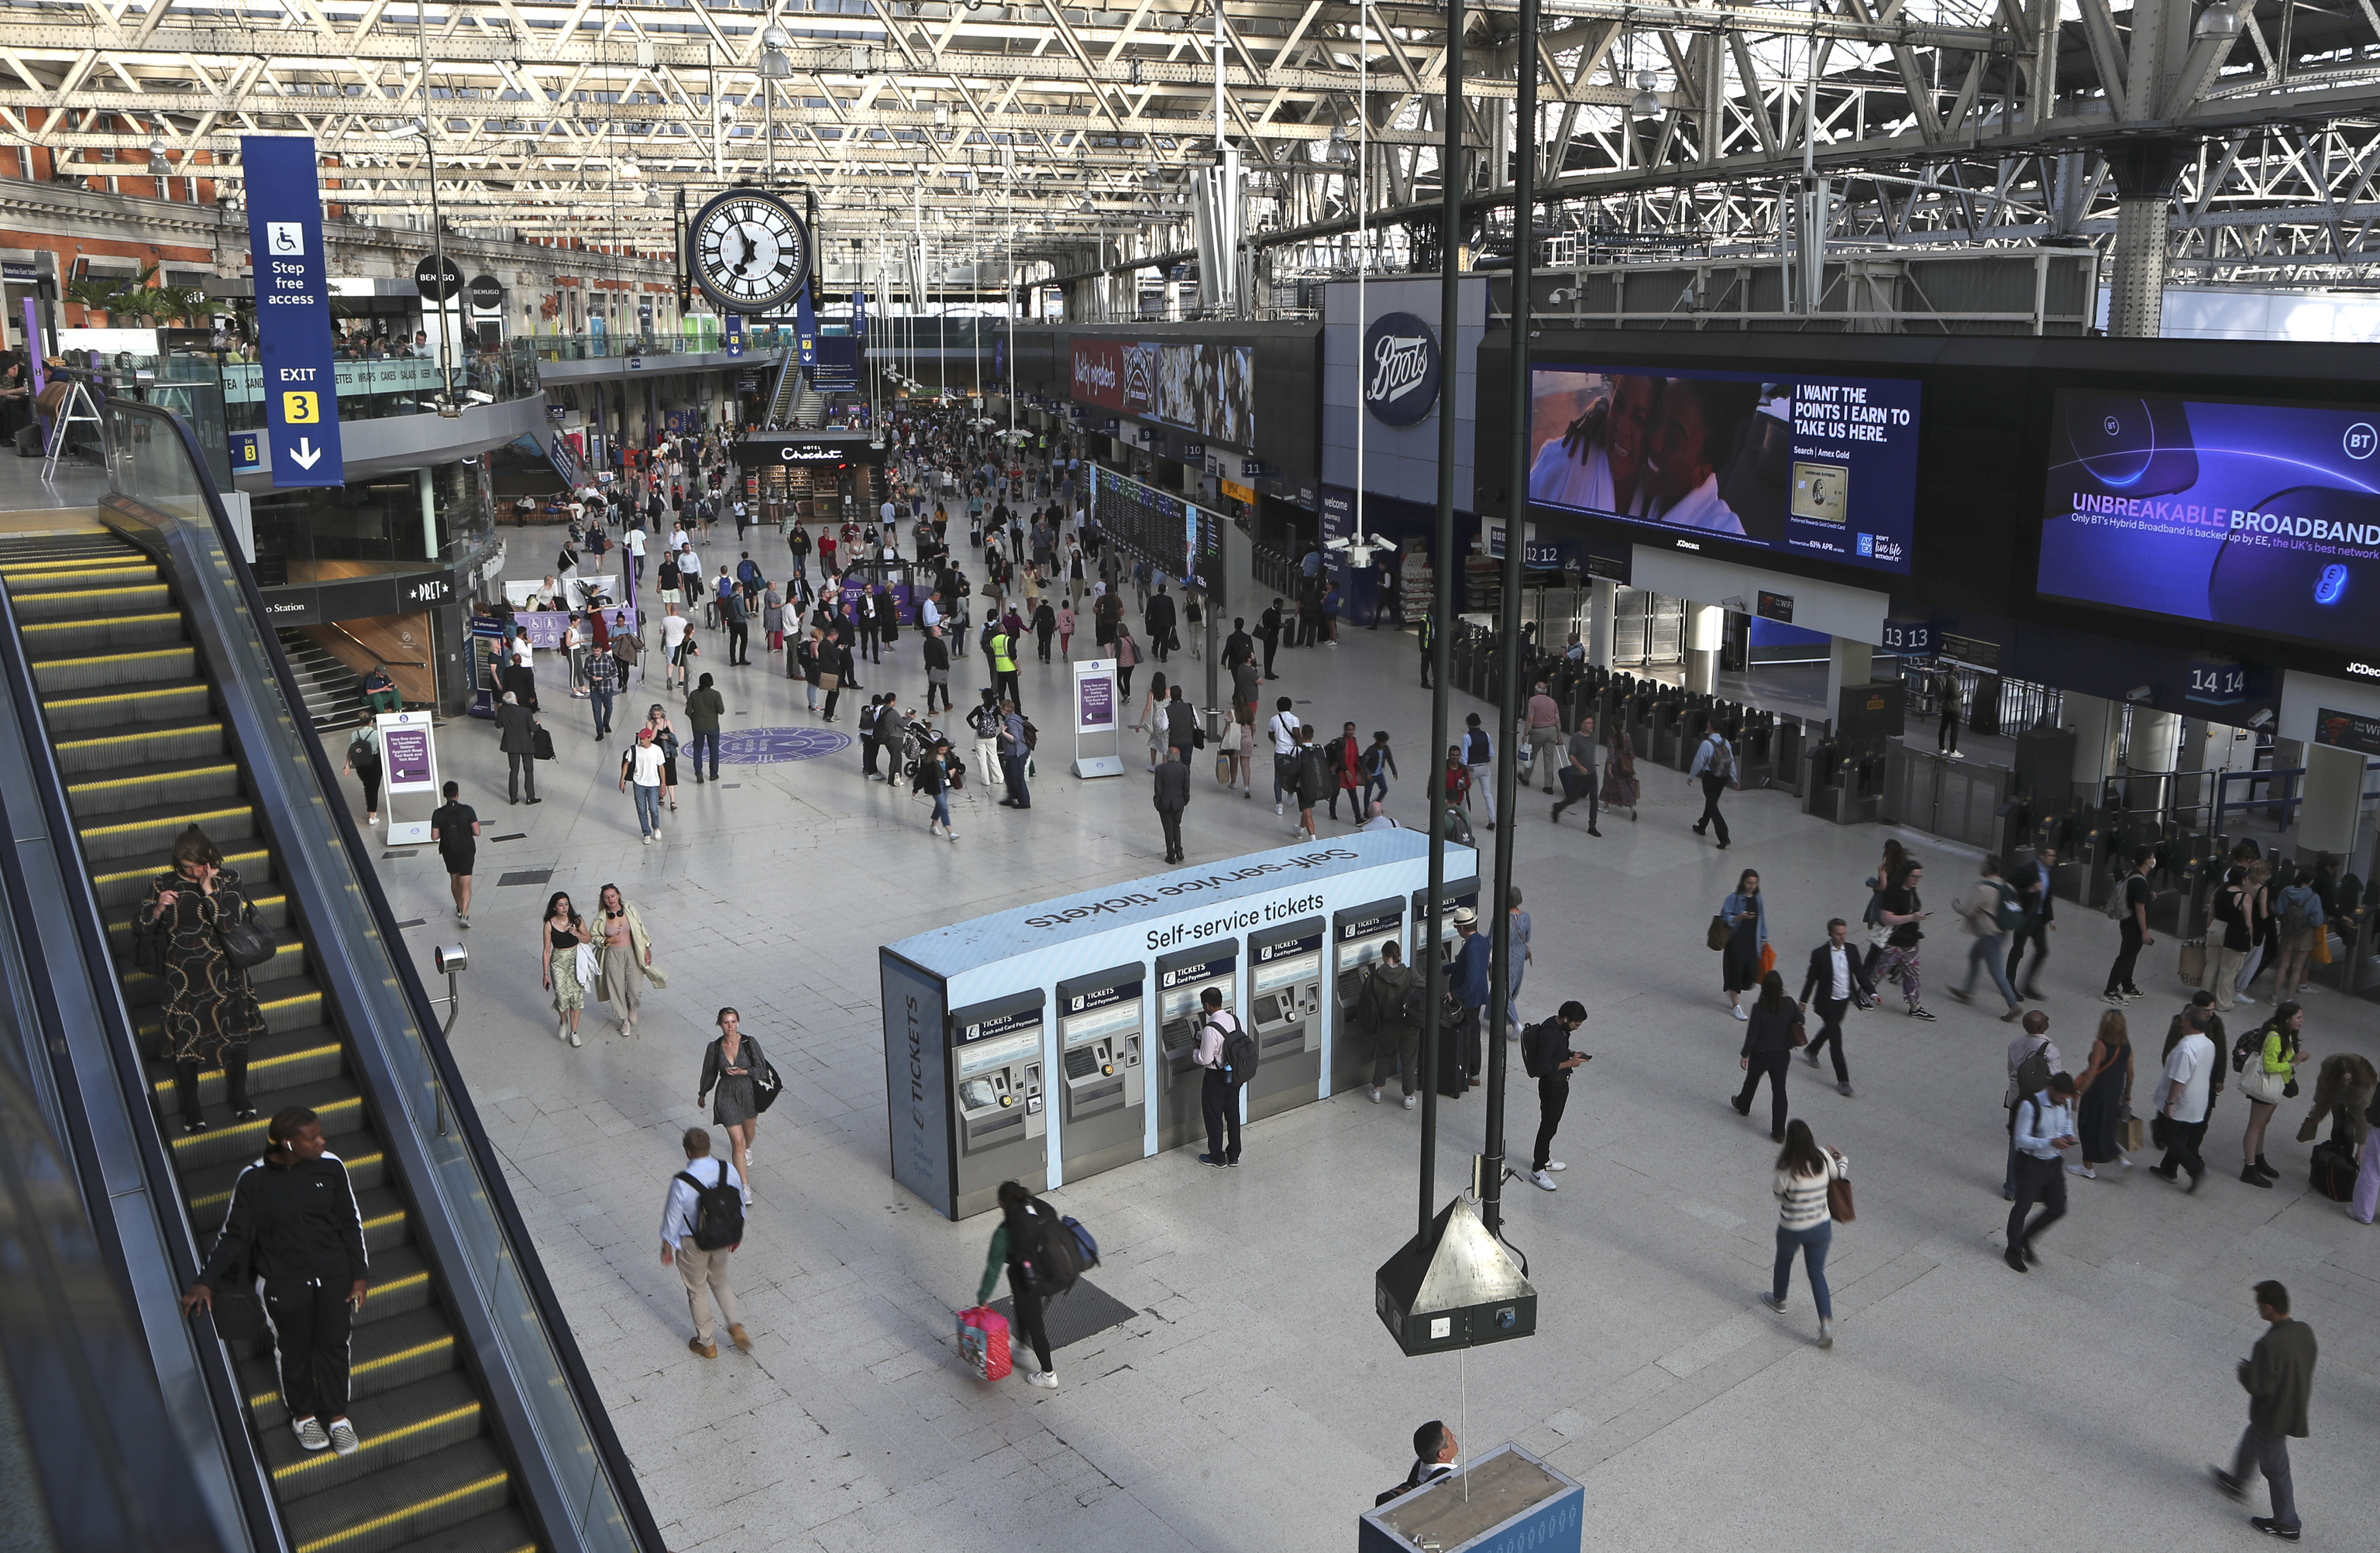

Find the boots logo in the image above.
[{"left": 1361, "top": 312, "right": 1440, "bottom": 428}]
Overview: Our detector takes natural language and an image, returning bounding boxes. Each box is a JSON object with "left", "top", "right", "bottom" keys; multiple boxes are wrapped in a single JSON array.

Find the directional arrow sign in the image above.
[{"left": 242, "top": 136, "right": 345, "bottom": 490}]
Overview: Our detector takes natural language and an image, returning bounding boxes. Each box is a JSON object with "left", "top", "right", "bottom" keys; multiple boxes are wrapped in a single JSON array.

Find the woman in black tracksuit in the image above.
[{"left": 181, "top": 1105, "right": 370, "bottom": 1456}]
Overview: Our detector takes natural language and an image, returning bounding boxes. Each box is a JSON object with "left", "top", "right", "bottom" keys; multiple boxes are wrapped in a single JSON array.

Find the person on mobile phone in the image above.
[
  {"left": 1520, "top": 1002, "right": 1591, "bottom": 1191},
  {"left": 180, "top": 1106, "right": 369, "bottom": 1457}
]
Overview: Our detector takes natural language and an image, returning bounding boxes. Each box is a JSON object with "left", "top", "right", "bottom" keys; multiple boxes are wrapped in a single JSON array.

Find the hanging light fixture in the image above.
[
  {"left": 2194, "top": 3, "right": 2243, "bottom": 39},
  {"left": 761, "top": 23, "right": 794, "bottom": 79},
  {"left": 147, "top": 132, "right": 170, "bottom": 176},
  {"left": 1630, "top": 71, "right": 1663, "bottom": 119}
]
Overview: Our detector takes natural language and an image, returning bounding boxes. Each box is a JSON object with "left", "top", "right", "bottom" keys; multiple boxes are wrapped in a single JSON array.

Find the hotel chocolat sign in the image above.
[{"left": 1361, "top": 311, "right": 1441, "bottom": 428}]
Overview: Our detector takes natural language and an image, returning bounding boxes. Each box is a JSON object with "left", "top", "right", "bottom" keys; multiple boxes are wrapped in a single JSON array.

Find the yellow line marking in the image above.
[
  {"left": 81, "top": 804, "right": 251, "bottom": 839},
  {"left": 191, "top": 1153, "right": 381, "bottom": 1215},
  {"left": 91, "top": 847, "right": 267, "bottom": 895},
  {"left": 289, "top": 1468, "right": 508, "bottom": 1553},
  {"left": 272, "top": 1400, "right": 484, "bottom": 1486},
  {"left": 22, "top": 611, "right": 179, "bottom": 632},
  {"left": 29, "top": 648, "right": 192, "bottom": 670},
  {"left": 150, "top": 1031, "right": 325, "bottom": 1097},
  {"left": 44, "top": 686, "right": 210, "bottom": 715},
  {"left": 248, "top": 1334, "right": 452, "bottom": 1410},
  {"left": 68, "top": 762, "right": 237, "bottom": 794},
  {"left": 169, "top": 1092, "right": 355, "bottom": 1160},
  {"left": 60, "top": 723, "right": 225, "bottom": 751}
]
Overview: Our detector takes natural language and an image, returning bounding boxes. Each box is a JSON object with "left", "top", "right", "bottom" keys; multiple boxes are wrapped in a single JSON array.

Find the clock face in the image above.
[{"left": 690, "top": 189, "right": 810, "bottom": 314}]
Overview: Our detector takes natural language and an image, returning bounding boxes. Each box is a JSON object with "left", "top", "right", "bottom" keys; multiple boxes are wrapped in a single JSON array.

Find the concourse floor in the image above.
[{"left": 353, "top": 562, "right": 2380, "bottom": 1552}]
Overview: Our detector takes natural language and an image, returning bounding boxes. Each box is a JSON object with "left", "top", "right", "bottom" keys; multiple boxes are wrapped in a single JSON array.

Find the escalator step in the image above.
[
  {"left": 42, "top": 678, "right": 213, "bottom": 733},
  {"left": 19, "top": 610, "right": 186, "bottom": 655},
  {"left": 147, "top": 1022, "right": 345, "bottom": 1109},
  {"left": 90, "top": 840, "right": 270, "bottom": 909},
  {"left": 123, "top": 927, "right": 309, "bottom": 1004},
  {"left": 284, "top": 1445, "right": 517, "bottom": 1553},
  {"left": 64, "top": 757, "right": 245, "bottom": 817},
  {"left": 167, "top": 1077, "right": 362, "bottom": 1173},
  {"left": 135, "top": 980, "right": 325, "bottom": 1052},
  {"left": 381, "top": 1504, "right": 538, "bottom": 1553},
  {"left": 55, "top": 715, "right": 229, "bottom": 772},
  {"left": 112, "top": 888, "right": 289, "bottom": 957},
  {"left": 27, "top": 644, "right": 197, "bottom": 695},
  {"left": 77, "top": 799, "right": 256, "bottom": 863},
  {"left": 265, "top": 1372, "right": 488, "bottom": 1498},
  {"left": 9, "top": 579, "right": 170, "bottom": 621},
  {"left": 184, "top": 1132, "right": 387, "bottom": 1218}
]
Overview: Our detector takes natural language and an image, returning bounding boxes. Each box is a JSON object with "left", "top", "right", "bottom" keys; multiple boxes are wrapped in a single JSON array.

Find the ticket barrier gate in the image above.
[
  {"left": 1330, "top": 898, "right": 1405, "bottom": 1098},
  {"left": 947, "top": 991, "right": 1046, "bottom": 1219},
  {"left": 1155, "top": 945, "right": 1237, "bottom": 1152},
  {"left": 1246, "top": 917, "right": 1325, "bottom": 1123},
  {"left": 1055, "top": 964, "right": 1147, "bottom": 1181}
]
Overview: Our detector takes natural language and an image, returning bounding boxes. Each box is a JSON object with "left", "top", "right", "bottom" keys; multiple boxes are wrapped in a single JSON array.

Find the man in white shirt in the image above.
[
  {"left": 1797, "top": 919, "right": 1875, "bottom": 1098},
  {"left": 2005, "top": 1070, "right": 2079, "bottom": 1273},
  {"left": 1358, "top": 800, "right": 1401, "bottom": 831},
  {"left": 2153, "top": 1005, "right": 2219, "bottom": 1191},
  {"left": 658, "top": 1127, "right": 746, "bottom": 1357},
  {"left": 621, "top": 726, "right": 669, "bottom": 842},
  {"left": 1266, "top": 696, "right": 1302, "bottom": 815},
  {"left": 657, "top": 602, "right": 691, "bottom": 681},
  {"left": 1192, "top": 986, "right": 1243, "bottom": 1168},
  {"left": 623, "top": 522, "right": 647, "bottom": 580},
  {"left": 2001, "top": 1012, "right": 2066, "bottom": 1198},
  {"left": 1686, "top": 723, "right": 1735, "bottom": 847}
]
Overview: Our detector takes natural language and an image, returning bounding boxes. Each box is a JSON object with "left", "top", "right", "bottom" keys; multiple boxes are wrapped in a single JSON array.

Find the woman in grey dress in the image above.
[{"left": 697, "top": 1008, "right": 765, "bottom": 1202}]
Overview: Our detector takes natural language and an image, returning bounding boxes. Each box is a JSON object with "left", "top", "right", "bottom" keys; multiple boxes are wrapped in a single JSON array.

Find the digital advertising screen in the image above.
[
  {"left": 1525, "top": 364, "right": 1923, "bottom": 574},
  {"left": 2036, "top": 389, "right": 2380, "bottom": 652},
  {"left": 1071, "top": 338, "right": 1253, "bottom": 447}
]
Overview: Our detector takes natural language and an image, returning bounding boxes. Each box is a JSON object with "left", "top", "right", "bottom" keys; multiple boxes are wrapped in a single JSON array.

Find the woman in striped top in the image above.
[{"left": 1762, "top": 1118, "right": 1848, "bottom": 1349}]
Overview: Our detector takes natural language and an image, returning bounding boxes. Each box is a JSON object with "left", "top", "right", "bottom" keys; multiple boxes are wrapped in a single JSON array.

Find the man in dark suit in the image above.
[
  {"left": 1144, "top": 582, "right": 1178, "bottom": 663},
  {"left": 2005, "top": 843, "right": 2058, "bottom": 1001},
  {"left": 1153, "top": 746, "right": 1191, "bottom": 863},
  {"left": 2213, "top": 1279, "right": 2316, "bottom": 1540},
  {"left": 1257, "top": 599, "right": 1284, "bottom": 679},
  {"left": 1797, "top": 918, "right": 1876, "bottom": 1098}
]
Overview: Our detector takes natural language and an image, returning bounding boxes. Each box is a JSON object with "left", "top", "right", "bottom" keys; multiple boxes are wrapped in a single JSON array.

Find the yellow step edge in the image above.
[
  {"left": 290, "top": 1467, "right": 510, "bottom": 1553},
  {"left": 91, "top": 847, "right": 265, "bottom": 894},
  {"left": 67, "top": 762, "right": 239, "bottom": 795},
  {"left": 22, "top": 610, "right": 181, "bottom": 631},
  {"left": 248, "top": 1333, "right": 454, "bottom": 1412},
  {"left": 271, "top": 1401, "right": 483, "bottom": 1489},
  {"left": 0, "top": 561, "right": 152, "bottom": 579},
  {"left": 29, "top": 647, "right": 194, "bottom": 670},
  {"left": 116, "top": 888, "right": 284, "bottom": 934},
  {"left": 170, "top": 1094, "right": 359, "bottom": 1162},
  {"left": 141, "top": 991, "right": 323, "bottom": 1041},
  {"left": 15, "top": 585, "right": 170, "bottom": 606},
  {"left": 64, "top": 722, "right": 229, "bottom": 753},
  {"left": 191, "top": 1153, "right": 382, "bottom": 1216},
  {"left": 150, "top": 1032, "right": 335, "bottom": 1098},
  {"left": 44, "top": 685, "right": 212, "bottom": 715},
  {"left": 80, "top": 804, "right": 252, "bottom": 840}
]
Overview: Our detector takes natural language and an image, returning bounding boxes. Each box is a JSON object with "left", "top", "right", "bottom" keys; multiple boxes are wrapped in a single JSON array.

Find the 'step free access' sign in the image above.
[{"left": 242, "top": 136, "right": 346, "bottom": 489}]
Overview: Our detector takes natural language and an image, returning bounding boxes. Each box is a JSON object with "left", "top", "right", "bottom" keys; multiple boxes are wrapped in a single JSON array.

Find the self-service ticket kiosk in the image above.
[
  {"left": 1155, "top": 945, "right": 1236, "bottom": 1151},
  {"left": 1054, "top": 964, "right": 1146, "bottom": 1180},
  {"left": 1247, "top": 917, "right": 1325, "bottom": 1122},
  {"left": 1411, "top": 876, "right": 1481, "bottom": 973},
  {"left": 1330, "top": 898, "right": 1406, "bottom": 1097},
  {"left": 947, "top": 991, "right": 1047, "bottom": 1219}
]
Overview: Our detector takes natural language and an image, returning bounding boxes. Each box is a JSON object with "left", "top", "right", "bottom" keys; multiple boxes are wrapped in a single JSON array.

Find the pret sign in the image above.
[
  {"left": 241, "top": 136, "right": 345, "bottom": 489},
  {"left": 1360, "top": 311, "right": 1441, "bottom": 428}
]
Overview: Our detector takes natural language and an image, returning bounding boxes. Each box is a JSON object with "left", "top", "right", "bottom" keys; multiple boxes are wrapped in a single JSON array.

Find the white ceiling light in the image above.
[
  {"left": 1630, "top": 71, "right": 1663, "bottom": 118},
  {"left": 761, "top": 24, "right": 793, "bottom": 79},
  {"left": 147, "top": 133, "right": 170, "bottom": 175},
  {"left": 2195, "top": 4, "right": 2243, "bottom": 39}
]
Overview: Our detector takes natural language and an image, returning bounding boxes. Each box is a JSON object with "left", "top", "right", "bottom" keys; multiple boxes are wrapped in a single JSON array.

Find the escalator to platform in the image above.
[{"left": 0, "top": 530, "right": 537, "bottom": 1553}]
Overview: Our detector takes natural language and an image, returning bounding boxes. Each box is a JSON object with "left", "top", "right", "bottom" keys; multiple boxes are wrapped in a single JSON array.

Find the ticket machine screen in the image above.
[
  {"left": 1057, "top": 966, "right": 1148, "bottom": 1179},
  {"left": 948, "top": 998, "right": 1046, "bottom": 1175}
]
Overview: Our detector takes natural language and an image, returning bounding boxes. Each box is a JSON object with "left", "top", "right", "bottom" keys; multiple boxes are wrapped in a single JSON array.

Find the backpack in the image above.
[
  {"left": 1990, "top": 880, "right": 2027, "bottom": 933},
  {"left": 675, "top": 1164, "right": 745, "bottom": 1251},
  {"left": 2012, "top": 1037, "right": 2053, "bottom": 1105},
  {"left": 2279, "top": 888, "right": 2314, "bottom": 940},
  {"left": 1520, "top": 1018, "right": 1562, "bottom": 1079},
  {"left": 1018, "top": 1202, "right": 1098, "bottom": 1297},
  {"left": 1211, "top": 1012, "right": 1259, "bottom": 1085},
  {"left": 1401, "top": 979, "right": 1427, "bottom": 1029},
  {"left": 1702, "top": 735, "right": 1733, "bottom": 782},
  {"left": 2231, "top": 1022, "right": 2276, "bottom": 1074},
  {"left": 2103, "top": 873, "right": 2134, "bottom": 920}
]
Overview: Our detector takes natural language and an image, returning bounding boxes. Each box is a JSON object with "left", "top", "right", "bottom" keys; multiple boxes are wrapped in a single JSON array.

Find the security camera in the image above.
[
  {"left": 435, "top": 943, "right": 469, "bottom": 974},
  {"left": 2248, "top": 708, "right": 2274, "bottom": 730},
  {"left": 2124, "top": 685, "right": 2153, "bottom": 703}
]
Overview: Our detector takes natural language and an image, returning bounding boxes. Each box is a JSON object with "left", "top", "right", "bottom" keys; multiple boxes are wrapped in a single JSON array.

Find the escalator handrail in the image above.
[
  {"left": 0, "top": 537, "right": 287, "bottom": 1552},
  {"left": 98, "top": 400, "right": 665, "bottom": 1553}
]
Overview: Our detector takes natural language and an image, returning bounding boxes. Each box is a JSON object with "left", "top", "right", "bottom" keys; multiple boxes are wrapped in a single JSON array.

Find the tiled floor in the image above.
[{"left": 351, "top": 551, "right": 2380, "bottom": 1551}]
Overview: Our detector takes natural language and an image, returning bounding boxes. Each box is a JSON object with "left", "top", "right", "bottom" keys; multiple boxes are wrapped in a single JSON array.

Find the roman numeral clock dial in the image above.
[{"left": 689, "top": 188, "right": 810, "bottom": 314}]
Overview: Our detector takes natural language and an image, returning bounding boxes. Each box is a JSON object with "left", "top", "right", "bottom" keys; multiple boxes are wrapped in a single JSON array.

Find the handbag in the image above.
[
  {"left": 218, "top": 919, "right": 277, "bottom": 971},
  {"left": 2177, "top": 939, "right": 2206, "bottom": 988},
  {"left": 1824, "top": 1149, "right": 1854, "bottom": 1221},
  {"left": 751, "top": 1053, "right": 784, "bottom": 1113},
  {"left": 1866, "top": 924, "right": 1892, "bottom": 951},
  {"left": 1706, "top": 916, "right": 1731, "bottom": 952}
]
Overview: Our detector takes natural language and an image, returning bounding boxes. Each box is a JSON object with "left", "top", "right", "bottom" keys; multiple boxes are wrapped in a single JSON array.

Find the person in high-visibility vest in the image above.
[{"left": 988, "top": 627, "right": 1021, "bottom": 713}]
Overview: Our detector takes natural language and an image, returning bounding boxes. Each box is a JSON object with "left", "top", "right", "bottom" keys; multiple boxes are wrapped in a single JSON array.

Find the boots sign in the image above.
[{"left": 1361, "top": 311, "right": 1441, "bottom": 428}]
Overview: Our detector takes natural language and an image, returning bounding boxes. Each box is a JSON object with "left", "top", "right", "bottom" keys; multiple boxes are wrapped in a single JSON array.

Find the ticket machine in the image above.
[
  {"left": 1247, "top": 916, "right": 1325, "bottom": 1122},
  {"left": 1411, "top": 875, "right": 1481, "bottom": 973},
  {"left": 947, "top": 991, "right": 1047, "bottom": 1218},
  {"left": 1055, "top": 964, "right": 1147, "bottom": 1181},
  {"left": 1154, "top": 945, "right": 1236, "bottom": 1151},
  {"left": 1330, "top": 898, "right": 1406, "bottom": 1097}
]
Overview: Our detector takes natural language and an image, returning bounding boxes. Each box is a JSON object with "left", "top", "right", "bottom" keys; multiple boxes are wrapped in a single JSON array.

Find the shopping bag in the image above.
[
  {"left": 2313, "top": 929, "right": 2334, "bottom": 967},
  {"left": 2120, "top": 1115, "right": 2145, "bottom": 1154},
  {"left": 1759, "top": 943, "right": 1777, "bottom": 980},
  {"left": 2176, "top": 939, "right": 2206, "bottom": 988},
  {"left": 958, "top": 1306, "right": 1012, "bottom": 1381}
]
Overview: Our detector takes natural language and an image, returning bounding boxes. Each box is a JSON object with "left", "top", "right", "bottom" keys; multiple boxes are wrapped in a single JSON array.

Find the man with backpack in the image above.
[
  {"left": 1363, "top": 940, "right": 1422, "bottom": 1109},
  {"left": 2002, "top": 1012, "right": 2065, "bottom": 1201},
  {"left": 659, "top": 1127, "right": 747, "bottom": 1359},
  {"left": 1193, "top": 985, "right": 1251, "bottom": 1167},
  {"left": 1521, "top": 1002, "right": 1591, "bottom": 1191},
  {"left": 1948, "top": 854, "right": 2026, "bottom": 1021},
  {"left": 1686, "top": 722, "right": 1736, "bottom": 847}
]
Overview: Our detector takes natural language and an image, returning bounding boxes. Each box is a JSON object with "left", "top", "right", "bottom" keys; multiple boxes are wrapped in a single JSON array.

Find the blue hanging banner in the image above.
[
  {"left": 724, "top": 311, "right": 745, "bottom": 358},
  {"left": 240, "top": 135, "right": 344, "bottom": 489},
  {"left": 795, "top": 283, "right": 817, "bottom": 368},
  {"left": 851, "top": 287, "right": 867, "bottom": 342}
]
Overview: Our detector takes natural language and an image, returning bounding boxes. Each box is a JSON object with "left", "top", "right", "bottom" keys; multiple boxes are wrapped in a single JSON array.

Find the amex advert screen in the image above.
[
  {"left": 2037, "top": 389, "right": 2380, "bottom": 651},
  {"left": 1526, "top": 365, "right": 1923, "bottom": 574}
]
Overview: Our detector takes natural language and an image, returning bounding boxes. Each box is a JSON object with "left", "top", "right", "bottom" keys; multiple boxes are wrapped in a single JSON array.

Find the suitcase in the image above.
[
  {"left": 958, "top": 1305, "right": 1012, "bottom": 1380},
  {"left": 2310, "top": 1142, "right": 2358, "bottom": 1202}
]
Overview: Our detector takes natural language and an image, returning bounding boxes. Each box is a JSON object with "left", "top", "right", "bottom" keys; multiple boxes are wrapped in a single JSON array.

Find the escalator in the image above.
[{"left": 0, "top": 401, "right": 660, "bottom": 1553}]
